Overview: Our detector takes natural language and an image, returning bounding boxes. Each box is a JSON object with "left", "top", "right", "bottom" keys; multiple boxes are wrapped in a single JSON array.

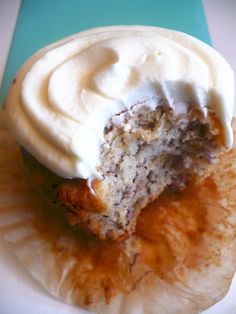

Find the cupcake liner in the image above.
[{"left": 0, "top": 109, "right": 236, "bottom": 314}]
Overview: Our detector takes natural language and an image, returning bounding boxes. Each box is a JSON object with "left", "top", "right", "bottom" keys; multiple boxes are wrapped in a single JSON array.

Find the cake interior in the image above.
[{"left": 92, "top": 98, "right": 223, "bottom": 238}]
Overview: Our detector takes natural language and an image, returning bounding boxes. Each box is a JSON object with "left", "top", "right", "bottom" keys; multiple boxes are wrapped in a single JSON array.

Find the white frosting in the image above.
[{"left": 6, "top": 26, "right": 235, "bottom": 179}]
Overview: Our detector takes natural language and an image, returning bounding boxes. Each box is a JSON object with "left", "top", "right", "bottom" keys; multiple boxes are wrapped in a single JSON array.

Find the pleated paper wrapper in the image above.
[{"left": 0, "top": 110, "right": 236, "bottom": 314}]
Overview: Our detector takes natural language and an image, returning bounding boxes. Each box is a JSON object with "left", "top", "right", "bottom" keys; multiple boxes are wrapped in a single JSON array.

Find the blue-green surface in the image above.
[{"left": 0, "top": 0, "right": 210, "bottom": 105}]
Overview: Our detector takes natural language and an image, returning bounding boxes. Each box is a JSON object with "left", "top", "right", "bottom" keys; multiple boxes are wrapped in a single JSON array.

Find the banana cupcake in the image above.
[
  {"left": 1, "top": 25, "right": 236, "bottom": 313},
  {"left": 6, "top": 25, "right": 234, "bottom": 240}
]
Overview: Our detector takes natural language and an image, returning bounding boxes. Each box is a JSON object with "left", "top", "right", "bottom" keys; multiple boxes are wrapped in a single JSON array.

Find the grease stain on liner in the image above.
[{"left": 0, "top": 110, "right": 236, "bottom": 313}]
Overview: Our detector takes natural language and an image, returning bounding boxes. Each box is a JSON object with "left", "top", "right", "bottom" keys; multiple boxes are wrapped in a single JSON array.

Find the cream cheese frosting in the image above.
[{"left": 6, "top": 26, "right": 235, "bottom": 179}]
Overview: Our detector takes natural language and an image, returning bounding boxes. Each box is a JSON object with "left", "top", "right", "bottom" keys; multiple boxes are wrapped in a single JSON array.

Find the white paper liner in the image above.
[{"left": 0, "top": 109, "right": 236, "bottom": 314}]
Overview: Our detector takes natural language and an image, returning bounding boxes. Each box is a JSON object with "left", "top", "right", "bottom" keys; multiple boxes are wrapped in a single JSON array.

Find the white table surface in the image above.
[{"left": 0, "top": 1, "right": 236, "bottom": 313}]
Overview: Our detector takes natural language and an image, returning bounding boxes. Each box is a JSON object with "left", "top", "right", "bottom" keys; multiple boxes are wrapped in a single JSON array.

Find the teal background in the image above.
[{"left": 0, "top": 0, "right": 210, "bottom": 105}]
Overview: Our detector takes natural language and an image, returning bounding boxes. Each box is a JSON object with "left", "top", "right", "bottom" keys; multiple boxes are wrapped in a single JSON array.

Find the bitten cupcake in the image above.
[
  {"left": 5, "top": 25, "right": 234, "bottom": 240},
  {"left": 1, "top": 26, "right": 236, "bottom": 314}
]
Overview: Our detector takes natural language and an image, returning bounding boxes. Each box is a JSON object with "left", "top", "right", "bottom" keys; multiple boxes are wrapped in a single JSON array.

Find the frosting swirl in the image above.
[{"left": 6, "top": 26, "right": 235, "bottom": 179}]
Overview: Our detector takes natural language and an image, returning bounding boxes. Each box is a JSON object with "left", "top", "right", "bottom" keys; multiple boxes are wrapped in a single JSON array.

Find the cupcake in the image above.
[
  {"left": 5, "top": 26, "right": 234, "bottom": 240},
  {"left": 1, "top": 26, "right": 236, "bottom": 313}
]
